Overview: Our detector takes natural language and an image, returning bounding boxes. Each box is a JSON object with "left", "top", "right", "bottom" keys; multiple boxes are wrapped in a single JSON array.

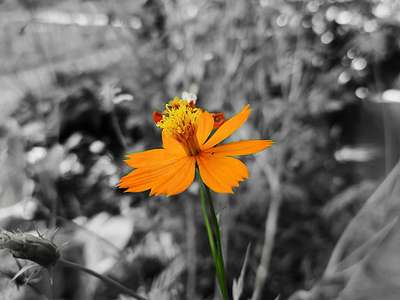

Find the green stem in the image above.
[
  {"left": 205, "top": 185, "right": 228, "bottom": 299},
  {"left": 197, "top": 168, "right": 228, "bottom": 300},
  {"left": 58, "top": 258, "right": 149, "bottom": 300},
  {"left": 205, "top": 185, "right": 223, "bottom": 257},
  {"left": 197, "top": 169, "right": 218, "bottom": 266}
]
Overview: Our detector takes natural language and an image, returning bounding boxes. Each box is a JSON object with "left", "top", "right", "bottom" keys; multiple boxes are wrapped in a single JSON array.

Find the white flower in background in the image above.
[{"left": 181, "top": 91, "right": 197, "bottom": 103}]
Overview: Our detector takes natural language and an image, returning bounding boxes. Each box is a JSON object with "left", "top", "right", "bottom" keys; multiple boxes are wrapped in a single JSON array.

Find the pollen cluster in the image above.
[
  {"left": 157, "top": 99, "right": 202, "bottom": 156},
  {"left": 157, "top": 99, "right": 200, "bottom": 138}
]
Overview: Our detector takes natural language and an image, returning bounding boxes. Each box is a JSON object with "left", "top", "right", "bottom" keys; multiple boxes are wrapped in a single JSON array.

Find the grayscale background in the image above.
[{"left": 1, "top": 1, "right": 400, "bottom": 299}]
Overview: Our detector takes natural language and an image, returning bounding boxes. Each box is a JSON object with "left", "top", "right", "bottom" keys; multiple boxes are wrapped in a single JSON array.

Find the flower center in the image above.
[{"left": 157, "top": 99, "right": 202, "bottom": 157}]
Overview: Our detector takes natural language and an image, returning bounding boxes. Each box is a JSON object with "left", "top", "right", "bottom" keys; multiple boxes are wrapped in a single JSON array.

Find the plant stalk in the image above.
[
  {"left": 197, "top": 168, "right": 228, "bottom": 300},
  {"left": 58, "top": 258, "right": 149, "bottom": 300}
]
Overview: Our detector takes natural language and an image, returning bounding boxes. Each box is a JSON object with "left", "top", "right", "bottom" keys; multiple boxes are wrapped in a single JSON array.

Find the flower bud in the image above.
[{"left": 0, "top": 229, "right": 60, "bottom": 268}]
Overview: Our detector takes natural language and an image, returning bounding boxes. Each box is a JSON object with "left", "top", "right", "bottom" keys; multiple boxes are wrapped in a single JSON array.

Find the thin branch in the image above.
[
  {"left": 250, "top": 151, "right": 283, "bottom": 300},
  {"left": 58, "top": 258, "right": 149, "bottom": 300}
]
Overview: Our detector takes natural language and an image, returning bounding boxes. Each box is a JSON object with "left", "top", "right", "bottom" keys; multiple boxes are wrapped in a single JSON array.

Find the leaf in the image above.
[
  {"left": 11, "top": 262, "right": 40, "bottom": 283},
  {"left": 232, "top": 243, "right": 251, "bottom": 300},
  {"left": 325, "top": 160, "right": 400, "bottom": 275},
  {"left": 290, "top": 160, "right": 400, "bottom": 300},
  {"left": 339, "top": 217, "right": 400, "bottom": 300},
  {"left": 322, "top": 180, "right": 377, "bottom": 220},
  {"left": 150, "top": 256, "right": 185, "bottom": 292}
]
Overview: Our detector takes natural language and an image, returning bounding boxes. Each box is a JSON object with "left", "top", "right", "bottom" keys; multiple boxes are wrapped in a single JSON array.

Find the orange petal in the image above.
[
  {"left": 118, "top": 155, "right": 193, "bottom": 195},
  {"left": 202, "top": 140, "right": 275, "bottom": 156},
  {"left": 201, "top": 104, "right": 251, "bottom": 150},
  {"left": 196, "top": 111, "right": 214, "bottom": 147},
  {"left": 118, "top": 169, "right": 158, "bottom": 193},
  {"left": 162, "top": 134, "right": 187, "bottom": 155},
  {"left": 165, "top": 156, "right": 196, "bottom": 196},
  {"left": 119, "top": 148, "right": 187, "bottom": 193},
  {"left": 118, "top": 155, "right": 181, "bottom": 192},
  {"left": 151, "top": 156, "right": 195, "bottom": 196},
  {"left": 125, "top": 148, "right": 185, "bottom": 168},
  {"left": 196, "top": 153, "right": 249, "bottom": 194}
]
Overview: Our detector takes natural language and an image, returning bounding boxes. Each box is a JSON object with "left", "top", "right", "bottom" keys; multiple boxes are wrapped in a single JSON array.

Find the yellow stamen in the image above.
[{"left": 157, "top": 99, "right": 202, "bottom": 157}]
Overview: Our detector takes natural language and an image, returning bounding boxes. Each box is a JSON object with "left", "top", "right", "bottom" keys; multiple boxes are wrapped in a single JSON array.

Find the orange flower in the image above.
[{"left": 118, "top": 99, "right": 274, "bottom": 196}]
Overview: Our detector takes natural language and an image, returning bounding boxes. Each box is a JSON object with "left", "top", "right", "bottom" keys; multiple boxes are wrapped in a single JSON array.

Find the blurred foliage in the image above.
[
  {"left": 289, "top": 161, "right": 400, "bottom": 300},
  {"left": 1, "top": 0, "right": 400, "bottom": 299}
]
